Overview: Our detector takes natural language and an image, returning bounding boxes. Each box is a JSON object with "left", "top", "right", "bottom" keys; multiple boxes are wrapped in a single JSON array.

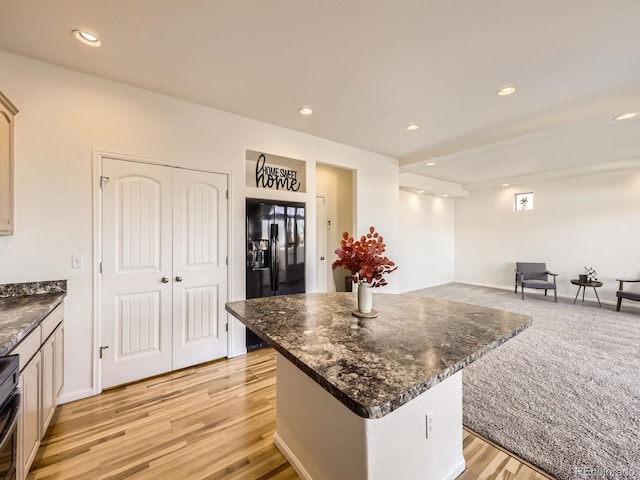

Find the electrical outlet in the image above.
[
  {"left": 426, "top": 411, "right": 434, "bottom": 439},
  {"left": 72, "top": 253, "right": 84, "bottom": 268}
]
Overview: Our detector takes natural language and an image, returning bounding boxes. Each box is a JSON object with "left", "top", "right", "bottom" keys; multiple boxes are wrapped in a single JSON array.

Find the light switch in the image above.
[{"left": 72, "top": 253, "right": 84, "bottom": 268}]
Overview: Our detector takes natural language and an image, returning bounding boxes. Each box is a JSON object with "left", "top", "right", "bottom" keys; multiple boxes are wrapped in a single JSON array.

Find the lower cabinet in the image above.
[
  {"left": 41, "top": 331, "right": 57, "bottom": 432},
  {"left": 19, "top": 354, "right": 41, "bottom": 480},
  {"left": 11, "top": 303, "right": 64, "bottom": 480},
  {"left": 54, "top": 323, "right": 64, "bottom": 397}
]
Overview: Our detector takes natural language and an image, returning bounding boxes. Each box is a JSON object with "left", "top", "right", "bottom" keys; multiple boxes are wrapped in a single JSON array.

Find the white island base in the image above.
[{"left": 274, "top": 353, "right": 466, "bottom": 480}]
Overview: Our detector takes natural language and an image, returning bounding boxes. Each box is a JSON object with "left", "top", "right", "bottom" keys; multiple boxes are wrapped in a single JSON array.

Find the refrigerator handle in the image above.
[{"left": 270, "top": 223, "right": 279, "bottom": 292}]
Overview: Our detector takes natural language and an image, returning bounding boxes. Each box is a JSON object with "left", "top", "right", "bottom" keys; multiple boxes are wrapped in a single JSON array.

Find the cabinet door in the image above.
[
  {"left": 0, "top": 92, "right": 17, "bottom": 235},
  {"left": 41, "top": 334, "right": 56, "bottom": 435},
  {"left": 19, "top": 354, "right": 41, "bottom": 480},
  {"left": 54, "top": 323, "right": 64, "bottom": 397}
]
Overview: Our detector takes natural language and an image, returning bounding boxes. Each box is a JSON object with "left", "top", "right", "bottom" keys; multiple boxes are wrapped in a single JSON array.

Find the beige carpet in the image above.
[{"left": 412, "top": 283, "right": 640, "bottom": 480}]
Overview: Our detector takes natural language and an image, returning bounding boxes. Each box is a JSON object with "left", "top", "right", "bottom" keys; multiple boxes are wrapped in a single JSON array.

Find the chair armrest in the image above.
[
  {"left": 616, "top": 279, "right": 640, "bottom": 291},
  {"left": 515, "top": 271, "right": 524, "bottom": 282},
  {"left": 546, "top": 271, "right": 558, "bottom": 276}
]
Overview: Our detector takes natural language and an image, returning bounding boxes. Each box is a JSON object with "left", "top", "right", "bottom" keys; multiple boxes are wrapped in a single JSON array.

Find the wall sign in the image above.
[
  {"left": 246, "top": 150, "right": 306, "bottom": 193},
  {"left": 255, "top": 154, "right": 301, "bottom": 191}
]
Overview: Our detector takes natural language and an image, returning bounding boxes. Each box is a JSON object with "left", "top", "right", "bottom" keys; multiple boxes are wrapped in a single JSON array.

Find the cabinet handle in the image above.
[
  {"left": 175, "top": 276, "right": 183, "bottom": 282},
  {"left": 161, "top": 277, "right": 170, "bottom": 283}
]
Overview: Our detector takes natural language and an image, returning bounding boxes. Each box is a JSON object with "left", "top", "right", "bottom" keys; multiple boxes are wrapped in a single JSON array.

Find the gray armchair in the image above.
[
  {"left": 515, "top": 262, "right": 558, "bottom": 302},
  {"left": 616, "top": 279, "right": 640, "bottom": 311}
]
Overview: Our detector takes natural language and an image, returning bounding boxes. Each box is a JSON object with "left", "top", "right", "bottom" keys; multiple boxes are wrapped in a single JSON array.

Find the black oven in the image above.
[{"left": 0, "top": 355, "right": 19, "bottom": 480}]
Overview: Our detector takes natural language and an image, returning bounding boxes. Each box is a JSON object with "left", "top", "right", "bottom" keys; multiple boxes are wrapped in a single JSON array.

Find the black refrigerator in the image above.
[{"left": 246, "top": 198, "right": 306, "bottom": 350}]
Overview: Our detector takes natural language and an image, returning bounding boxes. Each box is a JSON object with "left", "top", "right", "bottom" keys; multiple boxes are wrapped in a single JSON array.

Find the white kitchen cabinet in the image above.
[
  {"left": 54, "top": 323, "right": 64, "bottom": 397},
  {"left": 18, "top": 353, "right": 41, "bottom": 480},
  {"left": 0, "top": 90, "right": 18, "bottom": 235},
  {"left": 41, "top": 322, "right": 63, "bottom": 433},
  {"left": 41, "top": 332, "right": 56, "bottom": 433},
  {"left": 10, "top": 303, "right": 64, "bottom": 480}
]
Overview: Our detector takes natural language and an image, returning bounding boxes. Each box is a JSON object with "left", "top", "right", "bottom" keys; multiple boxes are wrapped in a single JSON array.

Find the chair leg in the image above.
[
  {"left": 554, "top": 288, "right": 557, "bottom": 303},
  {"left": 544, "top": 289, "right": 547, "bottom": 296},
  {"left": 521, "top": 287, "right": 524, "bottom": 300},
  {"left": 514, "top": 284, "right": 518, "bottom": 294},
  {"left": 616, "top": 298, "right": 622, "bottom": 311}
]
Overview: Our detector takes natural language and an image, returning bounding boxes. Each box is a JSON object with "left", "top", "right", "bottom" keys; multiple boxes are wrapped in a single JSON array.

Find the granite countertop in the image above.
[
  {"left": 0, "top": 281, "right": 67, "bottom": 356},
  {"left": 226, "top": 292, "right": 531, "bottom": 419}
]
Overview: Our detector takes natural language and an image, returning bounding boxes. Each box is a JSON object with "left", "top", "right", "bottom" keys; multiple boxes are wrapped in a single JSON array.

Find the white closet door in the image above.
[
  {"left": 172, "top": 169, "right": 228, "bottom": 369},
  {"left": 101, "top": 159, "right": 173, "bottom": 388},
  {"left": 316, "top": 196, "right": 328, "bottom": 292}
]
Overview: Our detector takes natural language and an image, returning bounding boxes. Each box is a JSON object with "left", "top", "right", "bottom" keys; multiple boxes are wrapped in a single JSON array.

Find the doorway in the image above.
[
  {"left": 315, "top": 163, "right": 354, "bottom": 292},
  {"left": 100, "top": 157, "right": 228, "bottom": 388}
]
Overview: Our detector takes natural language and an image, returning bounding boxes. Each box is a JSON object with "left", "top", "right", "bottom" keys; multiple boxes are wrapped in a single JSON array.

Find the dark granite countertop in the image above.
[
  {"left": 226, "top": 292, "right": 531, "bottom": 419},
  {"left": 0, "top": 281, "right": 67, "bottom": 356}
]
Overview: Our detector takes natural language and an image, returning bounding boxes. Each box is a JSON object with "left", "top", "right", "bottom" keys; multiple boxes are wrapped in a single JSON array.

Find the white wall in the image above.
[
  {"left": 455, "top": 168, "right": 640, "bottom": 302},
  {"left": 398, "top": 191, "right": 455, "bottom": 292},
  {"left": 0, "top": 50, "right": 399, "bottom": 402}
]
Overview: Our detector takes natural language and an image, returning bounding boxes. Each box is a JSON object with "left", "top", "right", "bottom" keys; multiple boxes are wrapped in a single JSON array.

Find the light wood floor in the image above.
[{"left": 29, "top": 349, "right": 553, "bottom": 480}]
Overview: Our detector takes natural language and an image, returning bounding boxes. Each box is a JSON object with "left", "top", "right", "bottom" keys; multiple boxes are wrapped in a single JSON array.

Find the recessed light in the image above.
[
  {"left": 72, "top": 29, "right": 101, "bottom": 47},
  {"left": 442, "top": 194, "right": 449, "bottom": 197},
  {"left": 425, "top": 162, "right": 436, "bottom": 166},
  {"left": 405, "top": 124, "right": 420, "bottom": 131},
  {"left": 298, "top": 106, "right": 313, "bottom": 116},
  {"left": 497, "top": 85, "right": 517, "bottom": 96},
  {"left": 613, "top": 112, "right": 637, "bottom": 121},
  {"left": 502, "top": 183, "right": 510, "bottom": 187},
  {"left": 417, "top": 190, "right": 425, "bottom": 194}
]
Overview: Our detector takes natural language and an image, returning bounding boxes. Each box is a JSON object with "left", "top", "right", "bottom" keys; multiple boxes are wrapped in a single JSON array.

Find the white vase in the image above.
[{"left": 358, "top": 283, "right": 373, "bottom": 313}]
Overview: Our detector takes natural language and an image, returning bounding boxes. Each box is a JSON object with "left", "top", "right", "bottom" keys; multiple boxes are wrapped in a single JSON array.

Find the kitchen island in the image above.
[{"left": 225, "top": 292, "right": 531, "bottom": 480}]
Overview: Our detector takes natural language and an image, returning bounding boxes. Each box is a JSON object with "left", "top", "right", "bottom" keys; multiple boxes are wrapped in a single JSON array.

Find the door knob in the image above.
[
  {"left": 320, "top": 256, "right": 325, "bottom": 261},
  {"left": 161, "top": 277, "right": 170, "bottom": 283},
  {"left": 175, "top": 276, "right": 183, "bottom": 282}
]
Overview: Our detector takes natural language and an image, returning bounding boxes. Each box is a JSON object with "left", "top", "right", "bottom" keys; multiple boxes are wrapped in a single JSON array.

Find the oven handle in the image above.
[{"left": 0, "top": 393, "right": 19, "bottom": 453}]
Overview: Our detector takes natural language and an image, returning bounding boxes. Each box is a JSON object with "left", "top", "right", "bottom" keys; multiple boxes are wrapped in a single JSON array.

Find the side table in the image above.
[{"left": 571, "top": 279, "right": 603, "bottom": 307}]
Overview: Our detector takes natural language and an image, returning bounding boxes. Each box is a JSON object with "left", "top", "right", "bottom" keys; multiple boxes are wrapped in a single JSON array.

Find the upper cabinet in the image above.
[{"left": 0, "top": 90, "right": 18, "bottom": 236}]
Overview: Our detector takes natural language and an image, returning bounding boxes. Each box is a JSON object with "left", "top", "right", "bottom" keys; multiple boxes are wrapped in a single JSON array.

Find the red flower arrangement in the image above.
[{"left": 332, "top": 227, "right": 397, "bottom": 288}]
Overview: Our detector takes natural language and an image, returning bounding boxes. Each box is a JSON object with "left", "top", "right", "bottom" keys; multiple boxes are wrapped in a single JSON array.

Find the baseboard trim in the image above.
[
  {"left": 275, "top": 431, "right": 465, "bottom": 480},
  {"left": 410, "top": 281, "right": 640, "bottom": 311},
  {"left": 59, "top": 388, "right": 95, "bottom": 405},
  {"left": 455, "top": 281, "right": 640, "bottom": 309},
  {"left": 442, "top": 458, "right": 466, "bottom": 480},
  {"left": 274, "top": 432, "right": 313, "bottom": 480},
  {"left": 456, "top": 281, "right": 513, "bottom": 292},
  {"left": 227, "top": 347, "right": 248, "bottom": 358}
]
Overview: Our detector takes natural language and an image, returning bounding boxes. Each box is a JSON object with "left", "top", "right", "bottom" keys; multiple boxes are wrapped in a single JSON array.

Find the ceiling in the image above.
[{"left": 0, "top": 0, "right": 639, "bottom": 189}]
